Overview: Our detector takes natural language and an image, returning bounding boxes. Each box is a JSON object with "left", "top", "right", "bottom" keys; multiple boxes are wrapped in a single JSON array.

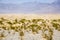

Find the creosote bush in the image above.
[{"left": 0, "top": 17, "right": 60, "bottom": 40}]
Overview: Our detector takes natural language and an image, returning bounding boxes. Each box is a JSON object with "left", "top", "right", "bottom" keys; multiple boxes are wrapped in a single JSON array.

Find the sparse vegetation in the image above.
[{"left": 0, "top": 17, "right": 60, "bottom": 40}]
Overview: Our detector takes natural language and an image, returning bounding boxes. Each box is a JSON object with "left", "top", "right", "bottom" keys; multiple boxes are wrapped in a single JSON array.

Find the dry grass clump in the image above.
[{"left": 0, "top": 17, "right": 60, "bottom": 40}]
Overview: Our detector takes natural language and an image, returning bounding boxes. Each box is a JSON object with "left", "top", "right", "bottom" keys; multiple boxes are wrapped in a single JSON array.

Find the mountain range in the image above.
[{"left": 0, "top": 0, "right": 60, "bottom": 13}]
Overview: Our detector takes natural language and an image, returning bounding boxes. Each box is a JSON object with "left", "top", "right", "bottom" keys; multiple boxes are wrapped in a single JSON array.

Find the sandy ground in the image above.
[
  {"left": 0, "top": 13, "right": 60, "bottom": 40},
  {"left": 0, "top": 13, "right": 60, "bottom": 19}
]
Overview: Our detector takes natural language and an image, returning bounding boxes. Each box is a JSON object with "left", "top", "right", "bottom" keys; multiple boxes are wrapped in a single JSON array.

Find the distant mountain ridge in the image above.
[
  {"left": 52, "top": 0, "right": 60, "bottom": 5},
  {"left": 0, "top": 1, "right": 60, "bottom": 13}
]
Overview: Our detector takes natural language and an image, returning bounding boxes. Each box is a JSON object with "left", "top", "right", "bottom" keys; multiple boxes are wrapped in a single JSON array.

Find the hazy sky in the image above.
[
  {"left": 0, "top": 0, "right": 60, "bottom": 13},
  {"left": 0, "top": 0, "right": 56, "bottom": 4}
]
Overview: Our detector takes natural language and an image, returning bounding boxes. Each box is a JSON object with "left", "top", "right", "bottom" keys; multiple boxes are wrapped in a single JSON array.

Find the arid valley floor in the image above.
[{"left": 0, "top": 14, "right": 60, "bottom": 40}]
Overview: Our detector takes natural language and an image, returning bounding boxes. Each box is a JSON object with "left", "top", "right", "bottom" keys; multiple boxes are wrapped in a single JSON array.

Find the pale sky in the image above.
[
  {"left": 0, "top": 0, "right": 60, "bottom": 13},
  {"left": 0, "top": 0, "right": 56, "bottom": 4}
]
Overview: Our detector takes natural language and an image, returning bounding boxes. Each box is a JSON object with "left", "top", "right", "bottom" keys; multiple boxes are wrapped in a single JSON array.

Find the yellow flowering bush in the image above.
[{"left": 0, "top": 17, "right": 60, "bottom": 40}]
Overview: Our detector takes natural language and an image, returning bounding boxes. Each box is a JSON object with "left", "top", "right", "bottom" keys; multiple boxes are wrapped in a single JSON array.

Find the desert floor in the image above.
[{"left": 0, "top": 13, "right": 60, "bottom": 40}]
